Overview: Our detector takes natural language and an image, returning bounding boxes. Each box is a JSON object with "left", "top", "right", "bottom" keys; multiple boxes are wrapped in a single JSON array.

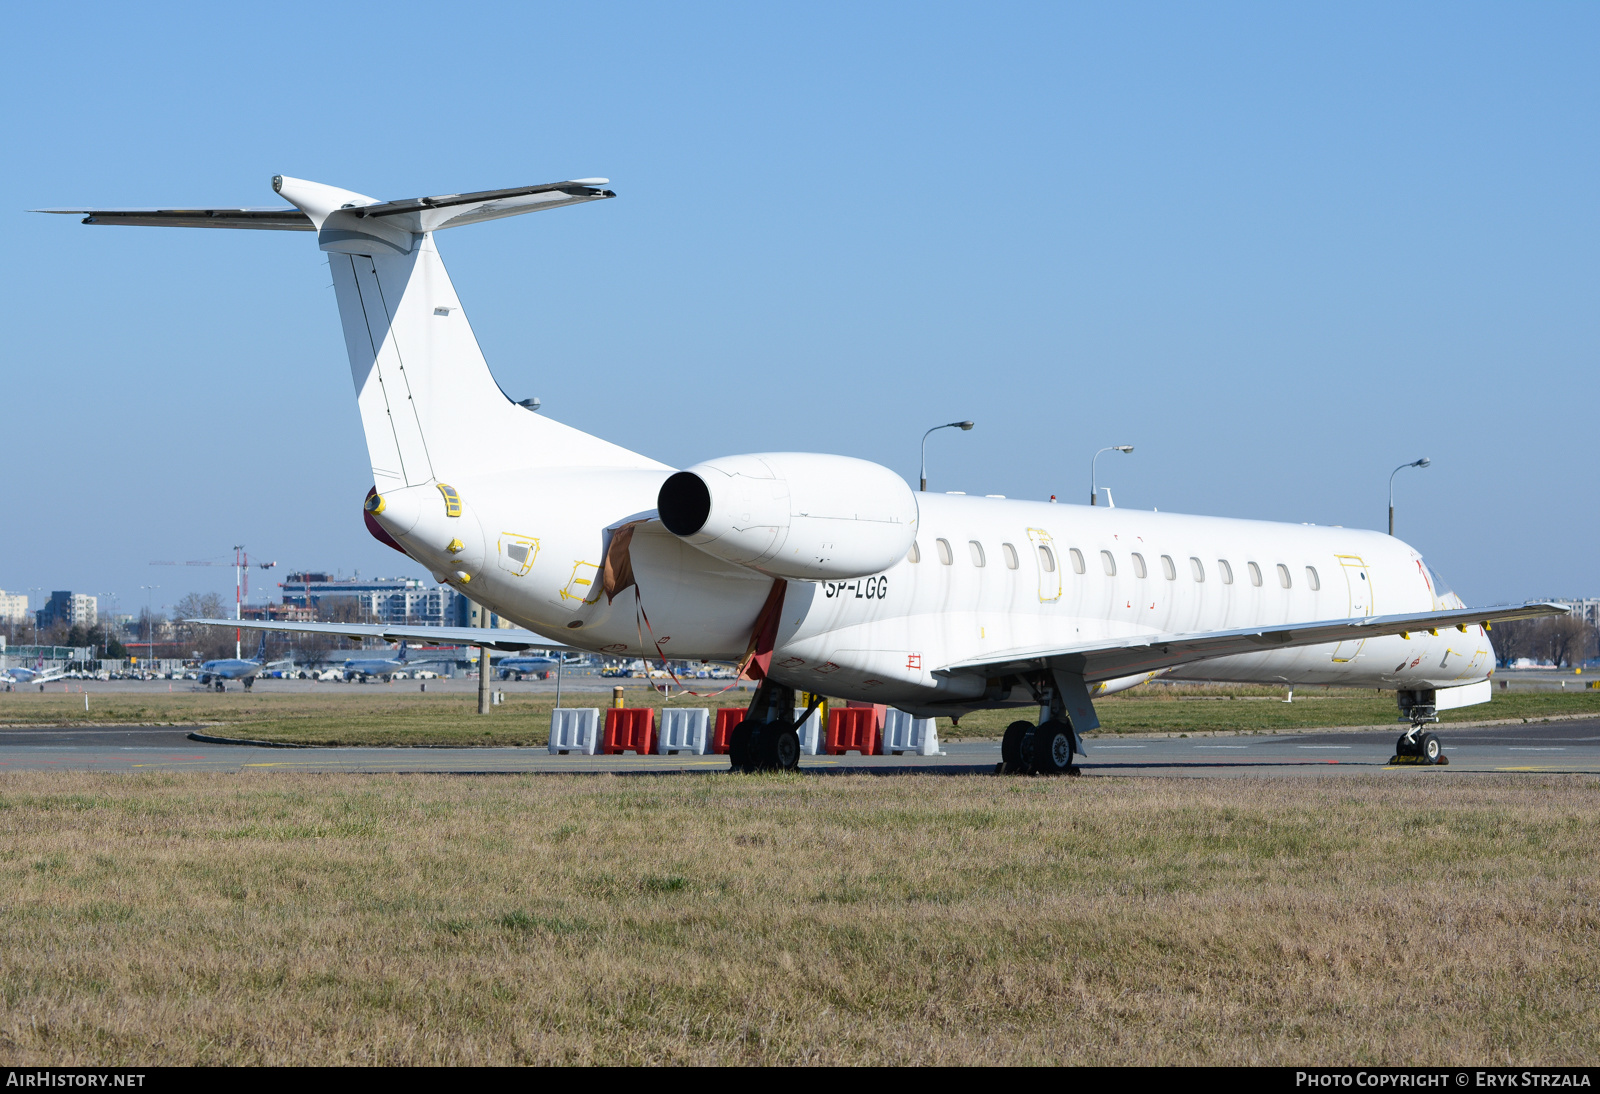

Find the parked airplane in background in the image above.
[
  {"left": 341, "top": 641, "right": 413, "bottom": 682},
  {"left": 1, "top": 656, "right": 67, "bottom": 691},
  {"left": 198, "top": 633, "right": 271, "bottom": 691},
  {"left": 44, "top": 175, "right": 1566, "bottom": 773},
  {"left": 496, "top": 652, "right": 573, "bottom": 681}
]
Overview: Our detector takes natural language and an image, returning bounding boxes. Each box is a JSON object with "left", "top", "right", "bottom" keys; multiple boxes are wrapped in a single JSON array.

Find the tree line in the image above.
[{"left": 1488, "top": 614, "right": 1596, "bottom": 669}]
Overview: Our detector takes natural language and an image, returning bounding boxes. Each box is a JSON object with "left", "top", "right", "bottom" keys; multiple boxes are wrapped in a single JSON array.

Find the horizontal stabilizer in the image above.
[
  {"left": 35, "top": 177, "right": 612, "bottom": 236},
  {"left": 339, "top": 179, "right": 614, "bottom": 234},
  {"left": 946, "top": 601, "right": 1567, "bottom": 682},
  {"left": 185, "top": 618, "right": 573, "bottom": 653},
  {"left": 33, "top": 207, "right": 312, "bottom": 230}
]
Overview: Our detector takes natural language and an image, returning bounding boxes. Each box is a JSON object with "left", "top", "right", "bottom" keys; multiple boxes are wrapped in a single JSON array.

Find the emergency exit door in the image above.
[{"left": 1331, "top": 555, "right": 1372, "bottom": 662}]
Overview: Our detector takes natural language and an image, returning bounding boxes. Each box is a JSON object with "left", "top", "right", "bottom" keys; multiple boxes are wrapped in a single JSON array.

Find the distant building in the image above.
[
  {"left": 1548, "top": 598, "right": 1600, "bottom": 629},
  {"left": 279, "top": 572, "right": 461, "bottom": 627},
  {"left": 35, "top": 591, "right": 96, "bottom": 631},
  {"left": 0, "top": 590, "right": 28, "bottom": 625},
  {"left": 240, "top": 602, "right": 319, "bottom": 624},
  {"left": 463, "top": 599, "right": 519, "bottom": 630}
]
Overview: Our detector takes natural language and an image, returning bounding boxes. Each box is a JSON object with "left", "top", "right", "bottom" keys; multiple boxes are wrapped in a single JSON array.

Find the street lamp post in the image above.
[
  {"left": 26, "top": 587, "right": 43, "bottom": 648},
  {"left": 139, "top": 585, "right": 159, "bottom": 670},
  {"left": 920, "top": 421, "right": 975, "bottom": 491},
  {"left": 1388, "top": 458, "right": 1431, "bottom": 535},
  {"left": 1091, "top": 446, "right": 1134, "bottom": 506}
]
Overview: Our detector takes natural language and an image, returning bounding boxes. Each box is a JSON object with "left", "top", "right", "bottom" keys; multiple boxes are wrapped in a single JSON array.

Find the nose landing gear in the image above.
[{"left": 1392, "top": 690, "right": 1448, "bottom": 765}]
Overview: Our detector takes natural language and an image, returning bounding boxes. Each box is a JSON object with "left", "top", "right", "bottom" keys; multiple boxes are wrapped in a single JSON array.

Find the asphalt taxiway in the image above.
[{"left": 0, "top": 719, "right": 1595, "bottom": 776}]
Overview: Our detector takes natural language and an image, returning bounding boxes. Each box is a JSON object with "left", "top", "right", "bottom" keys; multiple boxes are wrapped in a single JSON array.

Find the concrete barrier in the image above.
[
  {"left": 794, "top": 706, "right": 824, "bottom": 755},
  {"left": 658, "top": 708, "right": 710, "bottom": 755},
  {"left": 883, "top": 709, "right": 941, "bottom": 755},
  {"left": 548, "top": 708, "right": 599, "bottom": 755},
  {"left": 712, "top": 708, "right": 745, "bottom": 754},
  {"left": 825, "top": 707, "right": 881, "bottom": 755},
  {"left": 602, "top": 708, "right": 656, "bottom": 755}
]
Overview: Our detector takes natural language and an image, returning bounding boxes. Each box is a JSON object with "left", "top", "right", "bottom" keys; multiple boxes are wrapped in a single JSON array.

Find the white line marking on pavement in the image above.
[
  {"left": 1508, "top": 747, "right": 1566, "bottom": 751},
  {"left": 1298, "top": 745, "right": 1352, "bottom": 749}
]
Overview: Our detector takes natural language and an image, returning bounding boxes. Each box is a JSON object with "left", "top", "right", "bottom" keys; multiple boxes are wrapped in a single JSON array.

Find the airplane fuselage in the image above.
[{"left": 374, "top": 472, "right": 1493, "bottom": 716}]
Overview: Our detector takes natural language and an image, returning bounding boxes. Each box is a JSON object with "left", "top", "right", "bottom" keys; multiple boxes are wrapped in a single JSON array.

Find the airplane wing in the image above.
[
  {"left": 32, "top": 207, "right": 313, "bottom": 230},
  {"left": 942, "top": 602, "right": 1565, "bottom": 682},
  {"left": 184, "top": 618, "right": 573, "bottom": 652}
]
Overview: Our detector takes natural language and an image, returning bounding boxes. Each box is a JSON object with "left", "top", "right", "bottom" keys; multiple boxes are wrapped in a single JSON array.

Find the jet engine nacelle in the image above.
[{"left": 657, "top": 453, "right": 918, "bottom": 581}]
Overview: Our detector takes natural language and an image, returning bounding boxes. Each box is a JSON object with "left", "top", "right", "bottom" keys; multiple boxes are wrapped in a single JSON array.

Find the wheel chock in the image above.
[{"left": 1387, "top": 754, "right": 1449, "bottom": 766}]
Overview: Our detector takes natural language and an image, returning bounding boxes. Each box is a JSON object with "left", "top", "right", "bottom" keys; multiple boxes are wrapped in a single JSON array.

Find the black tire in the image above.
[
  {"left": 770, "top": 728, "right": 801, "bottom": 772},
  {"left": 1001, "top": 720, "right": 1031, "bottom": 774},
  {"left": 1032, "top": 721, "right": 1076, "bottom": 776},
  {"left": 1395, "top": 733, "right": 1418, "bottom": 758},
  {"left": 728, "top": 721, "right": 754, "bottom": 772},
  {"left": 1420, "top": 732, "right": 1442, "bottom": 764},
  {"left": 214, "top": 681, "right": 225, "bottom": 692}
]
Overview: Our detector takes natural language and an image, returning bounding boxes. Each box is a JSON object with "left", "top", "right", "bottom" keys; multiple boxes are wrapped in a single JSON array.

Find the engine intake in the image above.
[{"left": 657, "top": 453, "right": 918, "bottom": 581}]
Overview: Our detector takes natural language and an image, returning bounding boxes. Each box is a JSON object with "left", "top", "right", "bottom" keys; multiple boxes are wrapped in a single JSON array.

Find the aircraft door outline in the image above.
[
  {"left": 1331, "top": 554, "right": 1372, "bottom": 662},
  {"left": 497, "top": 533, "right": 540, "bottom": 577},
  {"left": 559, "top": 560, "right": 602, "bottom": 608},
  {"left": 1027, "top": 528, "right": 1061, "bottom": 603}
]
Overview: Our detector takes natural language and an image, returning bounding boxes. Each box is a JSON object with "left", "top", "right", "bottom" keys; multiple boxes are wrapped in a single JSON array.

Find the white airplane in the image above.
[
  {"left": 2, "top": 655, "right": 67, "bottom": 690},
  {"left": 41, "top": 175, "right": 1564, "bottom": 772},
  {"left": 341, "top": 640, "right": 414, "bottom": 682}
]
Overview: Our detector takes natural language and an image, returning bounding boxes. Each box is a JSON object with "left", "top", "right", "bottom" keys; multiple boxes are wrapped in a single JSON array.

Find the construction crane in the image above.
[{"left": 150, "top": 547, "right": 276, "bottom": 658}]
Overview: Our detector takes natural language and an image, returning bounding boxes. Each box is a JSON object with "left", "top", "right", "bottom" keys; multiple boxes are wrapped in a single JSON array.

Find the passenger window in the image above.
[
  {"left": 1277, "top": 563, "right": 1292, "bottom": 589},
  {"left": 969, "top": 540, "right": 986, "bottom": 567},
  {"left": 937, "top": 539, "right": 953, "bottom": 565},
  {"left": 1218, "top": 560, "right": 1233, "bottom": 585},
  {"left": 1038, "top": 545, "right": 1057, "bottom": 573},
  {"left": 1306, "top": 566, "right": 1320, "bottom": 591},
  {"left": 1101, "top": 550, "right": 1117, "bottom": 576},
  {"left": 1190, "top": 557, "right": 1205, "bottom": 582},
  {"left": 1069, "top": 548, "right": 1086, "bottom": 574},
  {"left": 1002, "top": 543, "right": 1019, "bottom": 570},
  {"left": 1248, "top": 561, "right": 1262, "bottom": 587},
  {"left": 1161, "top": 555, "right": 1176, "bottom": 580},
  {"left": 908, "top": 542, "right": 920, "bottom": 564},
  {"left": 1131, "top": 552, "right": 1147, "bottom": 578}
]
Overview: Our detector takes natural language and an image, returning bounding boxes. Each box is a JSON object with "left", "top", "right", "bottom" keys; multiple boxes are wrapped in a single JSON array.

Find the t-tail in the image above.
[
  {"left": 397, "top": 640, "right": 408, "bottom": 664},
  {"left": 255, "top": 632, "right": 268, "bottom": 664},
  {"left": 36, "top": 175, "right": 670, "bottom": 495}
]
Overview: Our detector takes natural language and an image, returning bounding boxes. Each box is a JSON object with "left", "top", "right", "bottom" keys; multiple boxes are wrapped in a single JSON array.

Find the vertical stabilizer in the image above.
[{"left": 271, "top": 176, "right": 669, "bottom": 483}]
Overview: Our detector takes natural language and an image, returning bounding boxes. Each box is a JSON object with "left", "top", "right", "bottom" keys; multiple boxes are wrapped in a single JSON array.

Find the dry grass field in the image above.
[
  {"left": 0, "top": 771, "right": 1595, "bottom": 1064},
  {"left": 2, "top": 684, "right": 1596, "bottom": 747}
]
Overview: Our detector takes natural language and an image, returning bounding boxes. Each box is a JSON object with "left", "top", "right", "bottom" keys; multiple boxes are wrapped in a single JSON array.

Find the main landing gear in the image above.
[
  {"left": 1392, "top": 689, "right": 1448, "bottom": 766},
  {"left": 728, "top": 679, "right": 812, "bottom": 774},
  {"left": 999, "top": 682, "right": 1084, "bottom": 776}
]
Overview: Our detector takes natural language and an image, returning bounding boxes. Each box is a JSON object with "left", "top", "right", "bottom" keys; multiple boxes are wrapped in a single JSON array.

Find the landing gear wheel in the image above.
[
  {"left": 214, "top": 681, "right": 225, "bottom": 692},
  {"left": 243, "top": 679, "right": 253, "bottom": 691},
  {"left": 728, "top": 721, "right": 754, "bottom": 772},
  {"left": 1420, "top": 732, "right": 1442, "bottom": 765},
  {"left": 1001, "top": 720, "right": 1031, "bottom": 774},
  {"left": 770, "top": 728, "right": 801, "bottom": 772},
  {"left": 1394, "top": 733, "right": 1418, "bottom": 759},
  {"left": 1031, "top": 721, "right": 1076, "bottom": 776}
]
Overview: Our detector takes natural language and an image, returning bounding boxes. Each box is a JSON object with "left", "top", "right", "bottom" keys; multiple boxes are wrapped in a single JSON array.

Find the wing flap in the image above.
[{"left": 944, "top": 602, "right": 1567, "bottom": 682}]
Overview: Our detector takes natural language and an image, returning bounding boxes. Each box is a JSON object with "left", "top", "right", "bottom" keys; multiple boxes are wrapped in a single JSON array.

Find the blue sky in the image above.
[{"left": 4, "top": 1, "right": 1595, "bottom": 619}]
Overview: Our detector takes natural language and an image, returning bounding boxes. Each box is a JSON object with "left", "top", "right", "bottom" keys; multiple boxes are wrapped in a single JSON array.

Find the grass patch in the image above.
[
  {"left": 0, "top": 771, "right": 1594, "bottom": 1064},
  {"left": 2, "top": 686, "right": 1597, "bottom": 747}
]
